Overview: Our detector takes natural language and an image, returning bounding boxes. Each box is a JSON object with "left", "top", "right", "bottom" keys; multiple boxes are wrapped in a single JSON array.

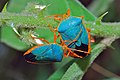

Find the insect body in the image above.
[
  {"left": 24, "top": 35, "right": 64, "bottom": 64},
  {"left": 58, "top": 16, "right": 90, "bottom": 58},
  {"left": 52, "top": 9, "right": 91, "bottom": 58},
  {"left": 24, "top": 43, "right": 64, "bottom": 63}
]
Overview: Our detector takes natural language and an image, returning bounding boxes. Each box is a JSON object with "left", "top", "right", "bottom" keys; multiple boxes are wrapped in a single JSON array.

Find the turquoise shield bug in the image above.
[
  {"left": 11, "top": 22, "right": 64, "bottom": 64},
  {"left": 24, "top": 43, "right": 64, "bottom": 63},
  {"left": 24, "top": 34, "right": 64, "bottom": 64},
  {"left": 50, "top": 9, "right": 92, "bottom": 58}
]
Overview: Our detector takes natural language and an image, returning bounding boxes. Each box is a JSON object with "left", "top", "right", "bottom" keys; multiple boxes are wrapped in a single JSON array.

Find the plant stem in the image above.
[
  {"left": 0, "top": 13, "right": 120, "bottom": 37},
  {"left": 91, "top": 63, "right": 120, "bottom": 78},
  {"left": 86, "top": 22, "right": 120, "bottom": 37}
]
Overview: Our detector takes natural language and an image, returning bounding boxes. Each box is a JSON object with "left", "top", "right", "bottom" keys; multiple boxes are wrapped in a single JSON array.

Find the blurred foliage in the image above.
[
  {"left": 88, "top": 0, "right": 114, "bottom": 16},
  {"left": 0, "top": 0, "right": 120, "bottom": 80}
]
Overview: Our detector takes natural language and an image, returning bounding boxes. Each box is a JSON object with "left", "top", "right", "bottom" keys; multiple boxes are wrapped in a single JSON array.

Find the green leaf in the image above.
[
  {"left": 37, "top": 0, "right": 96, "bottom": 21},
  {"left": 48, "top": 59, "right": 74, "bottom": 80},
  {"left": 1, "top": 26, "right": 29, "bottom": 50},
  {"left": 61, "top": 63, "right": 83, "bottom": 80},
  {"left": 7, "top": 0, "right": 96, "bottom": 21},
  {"left": 7, "top": 0, "right": 33, "bottom": 13}
]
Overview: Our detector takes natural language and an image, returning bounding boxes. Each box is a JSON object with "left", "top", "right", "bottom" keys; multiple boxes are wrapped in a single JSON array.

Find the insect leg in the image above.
[
  {"left": 87, "top": 28, "right": 92, "bottom": 54},
  {"left": 64, "top": 47, "right": 83, "bottom": 58},
  {"left": 86, "top": 28, "right": 95, "bottom": 42},
  {"left": 47, "top": 9, "right": 71, "bottom": 21},
  {"left": 24, "top": 45, "right": 41, "bottom": 55},
  {"left": 48, "top": 24, "right": 59, "bottom": 43},
  {"left": 63, "top": 9, "right": 70, "bottom": 19}
]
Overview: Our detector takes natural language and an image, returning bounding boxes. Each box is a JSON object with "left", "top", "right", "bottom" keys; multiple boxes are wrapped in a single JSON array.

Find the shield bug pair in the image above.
[{"left": 23, "top": 27, "right": 81, "bottom": 64}]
